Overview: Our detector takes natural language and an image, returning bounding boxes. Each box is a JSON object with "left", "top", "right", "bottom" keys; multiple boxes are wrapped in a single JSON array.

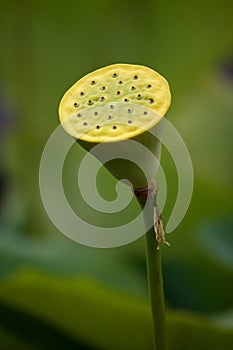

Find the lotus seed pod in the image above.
[{"left": 59, "top": 64, "right": 171, "bottom": 188}]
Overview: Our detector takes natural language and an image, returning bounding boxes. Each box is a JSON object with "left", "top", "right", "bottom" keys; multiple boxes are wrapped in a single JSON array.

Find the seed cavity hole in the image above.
[
  {"left": 147, "top": 84, "right": 152, "bottom": 88},
  {"left": 112, "top": 73, "right": 118, "bottom": 78},
  {"left": 133, "top": 75, "right": 138, "bottom": 80},
  {"left": 128, "top": 120, "right": 132, "bottom": 124},
  {"left": 94, "top": 111, "right": 98, "bottom": 116},
  {"left": 116, "top": 90, "right": 121, "bottom": 95},
  {"left": 128, "top": 108, "right": 133, "bottom": 113},
  {"left": 100, "top": 96, "right": 105, "bottom": 102},
  {"left": 131, "top": 86, "right": 136, "bottom": 90},
  {"left": 100, "top": 86, "right": 106, "bottom": 90},
  {"left": 112, "top": 125, "right": 117, "bottom": 129},
  {"left": 110, "top": 104, "right": 115, "bottom": 109},
  {"left": 74, "top": 102, "right": 79, "bottom": 107},
  {"left": 77, "top": 113, "right": 82, "bottom": 118},
  {"left": 83, "top": 122, "right": 88, "bottom": 126},
  {"left": 143, "top": 111, "right": 148, "bottom": 115},
  {"left": 80, "top": 92, "right": 85, "bottom": 96},
  {"left": 149, "top": 98, "right": 154, "bottom": 104},
  {"left": 91, "top": 80, "right": 96, "bottom": 85},
  {"left": 137, "top": 94, "right": 143, "bottom": 100},
  {"left": 108, "top": 115, "right": 113, "bottom": 119},
  {"left": 96, "top": 125, "right": 101, "bottom": 129},
  {"left": 88, "top": 100, "right": 94, "bottom": 105},
  {"left": 124, "top": 98, "right": 129, "bottom": 102}
]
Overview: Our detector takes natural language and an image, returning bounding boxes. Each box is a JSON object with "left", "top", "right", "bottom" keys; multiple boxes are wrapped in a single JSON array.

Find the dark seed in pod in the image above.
[
  {"left": 137, "top": 94, "right": 142, "bottom": 99},
  {"left": 112, "top": 73, "right": 118, "bottom": 78},
  {"left": 143, "top": 111, "right": 148, "bottom": 115},
  {"left": 80, "top": 92, "right": 85, "bottom": 96},
  {"left": 118, "top": 80, "right": 123, "bottom": 84},
  {"left": 147, "top": 84, "right": 152, "bottom": 88},
  {"left": 124, "top": 98, "right": 129, "bottom": 102},
  {"left": 91, "top": 80, "right": 96, "bottom": 85},
  {"left": 128, "top": 120, "right": 132, "bottom": 124},
  {"left": 96, "top": 125, "right": 101, "bottom": 129},
  {"left": 83, "top": 122, "right": 88, "bottom": 126},
  {"left": 88, "top": 100, "right": 94, "bottom": 105},
  {"left": 131, "top": 86, "right": 136, "bottom": 90},
  {"left": 100, "top": 86, "right": 106, "bottom": 90},
  {"left": 133, "top": 75, "right": 138, "bottom": 80},
  {"left": 116, "top": 90, "right": 121, "bottom": 95},
  {"left": 112, "top": 125, "right": 117, "bottom": 129},
  {"left": 110, "top": 105, "right": 115, "bottom": 109},
  {"left": 74, "top": 102, "right": 79, "bottom": 107},
  {"left": 100, "top": 96, "right": 105, "bottom": 101},
  {"left": 149, "top": 98, "right": 154, "bottom": 104},
  {"left": 94, "top": 111, "right": 98, "bottom": 116}
]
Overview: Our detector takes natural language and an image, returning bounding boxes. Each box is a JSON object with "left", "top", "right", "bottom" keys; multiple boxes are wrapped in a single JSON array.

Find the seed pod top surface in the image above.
[{"left": 59, "top": 64, "right": 171, "bottom": 142}]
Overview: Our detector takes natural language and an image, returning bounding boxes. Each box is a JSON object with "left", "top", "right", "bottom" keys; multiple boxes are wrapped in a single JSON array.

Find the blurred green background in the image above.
[{"left": 0, "top": 0, "right": 233, "bottom": 349}]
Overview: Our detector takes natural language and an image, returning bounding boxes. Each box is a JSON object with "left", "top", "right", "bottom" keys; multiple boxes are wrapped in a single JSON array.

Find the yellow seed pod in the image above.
[{"left": 59, "top": 64, "right": 171, "bottom": 188}]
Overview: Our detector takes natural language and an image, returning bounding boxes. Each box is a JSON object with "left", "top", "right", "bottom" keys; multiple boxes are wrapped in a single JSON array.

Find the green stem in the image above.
[
  {"left": 136, "top": 188, "right": 169, "bottom": 350},
  {"left": 145, "top": 227, "right": 169, "bottom": 350}
]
